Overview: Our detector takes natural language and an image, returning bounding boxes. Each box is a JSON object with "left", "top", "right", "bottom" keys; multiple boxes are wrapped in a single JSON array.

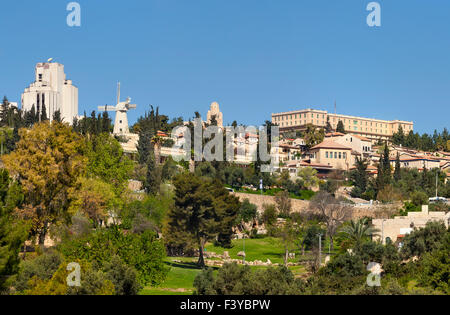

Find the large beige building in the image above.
[
  {"left": 373, "top": 205, "right": 450, "bottom": 244},
  {"left": 22, "top": 61, "right": 78, "bottom": 124},
  {"left": 272, "top": 108, "right": 414, "bottom": 142}
]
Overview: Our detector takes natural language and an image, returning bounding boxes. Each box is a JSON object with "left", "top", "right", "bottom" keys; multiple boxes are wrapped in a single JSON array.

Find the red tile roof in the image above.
[{"left": 311, "top": 141, "right": 352, "bottom": 151}]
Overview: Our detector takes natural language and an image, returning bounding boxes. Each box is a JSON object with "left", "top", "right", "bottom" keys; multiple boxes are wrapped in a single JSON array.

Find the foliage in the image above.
[
  {"left": 119, "top": 194, "right": 173, "bottom": 233},
  {"left": 2, "top": 122, "right": 87, "bottom": 244},
  {"left": 0, "top": 170, "right": 30, "bottom": 291},
  {"left": 13, "top": 251, "right": 63, "bottom": 292},
  {"left": 310, "top": 191, "right": 352, "bottom": 251},
  {"left": 165, "top": 173, "right": 240, "bottom": 266},
  {"left": 86, "top": 133, "right": 133, "bottom": 191},
  {"left": 59, "top": 228, "right": 168, "bottom": 286},
  {"left": 24, "top": 259, "right": 115, "bottom": 295},
  {"left": 400, "top": 221, "right": 447, "bottom": 259},
  {"left": 68, "top": 178, "right": 121, "bottom": 228},
  {"left": 274, "top": 190, "right": 292, "bottom": 218},
  {"left": 194, "top": 263, "right": 304, "bottom": 295},
  {"left": 350, "top": 157, "right": 368, "bottom": 198},
  {"left": 236, "top": 199, "right": 258, "bottom": 230},
  {"left": 297, "top": 167, "right": 319, "bottom": 190},
  {"left": 102, "top": 255, "right": 142, "bottom": 295},
  {"left": 339, "top": 218, "right": 379, "bottom": 249}
]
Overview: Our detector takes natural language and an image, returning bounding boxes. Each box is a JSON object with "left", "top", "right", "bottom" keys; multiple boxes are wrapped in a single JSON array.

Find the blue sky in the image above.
[{"left": 1, "top": 0, "right": 449, "bottom": 134}]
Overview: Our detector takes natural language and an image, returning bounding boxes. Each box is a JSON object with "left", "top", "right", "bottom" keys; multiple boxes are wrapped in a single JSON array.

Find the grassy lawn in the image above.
[
  {"left": 140, "top": 257, "right": 207, "bottom": 295},
  {"left": 206, "top": 237, "right": 290, "bottom": 264},
  {"left": 141, "top": 237, "right": 315, "bottom": 295}
]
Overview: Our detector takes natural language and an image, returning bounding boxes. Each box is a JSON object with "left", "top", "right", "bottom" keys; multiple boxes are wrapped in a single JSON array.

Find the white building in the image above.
[{"left": 22, "top": 61, "right": 78, "bottom": 124}]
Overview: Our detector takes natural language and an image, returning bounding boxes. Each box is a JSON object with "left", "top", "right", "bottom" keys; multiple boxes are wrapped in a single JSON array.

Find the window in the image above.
[
  {"left": 339, "top": 152, "right": 342, "bottom": 159},
  {"left": 38, "top": 74, "right": 42, "bottom": 81},
  {"left": 326, "top": 152, "right": 329, "bottom": 158},
  {"left": 334, "top": 152, "right": 337, "bottom": 159},
  {"left": 343, "top": 152, "right": 347, "bottom": 159}
]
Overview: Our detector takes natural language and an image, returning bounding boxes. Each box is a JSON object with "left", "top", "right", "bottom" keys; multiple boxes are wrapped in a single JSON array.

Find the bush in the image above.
[
  {"left": 59, "top": 227, "right": 169, "bottom": 286},
  {"left": 24, "top": 260, "right": 115, "bottom": 295},
  {"left": 102, "top": 255, "right": 142, "bottom": 295},
  {"left": 194, "top": 263, "right": 304, "bottom": 295},
  {"left": 14, "top": 251, "right": 63, "bottom": 292}
]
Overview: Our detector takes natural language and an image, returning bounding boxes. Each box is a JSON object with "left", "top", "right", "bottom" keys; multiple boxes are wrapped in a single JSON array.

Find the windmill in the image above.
[{"left": 98, "top": 82, "right": 136, "bottom": 135}]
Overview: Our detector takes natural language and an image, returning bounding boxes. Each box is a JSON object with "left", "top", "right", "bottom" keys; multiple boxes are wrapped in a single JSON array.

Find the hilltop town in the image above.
[{"left": 0, "top": 61, "right": 449, "bottom": 296}]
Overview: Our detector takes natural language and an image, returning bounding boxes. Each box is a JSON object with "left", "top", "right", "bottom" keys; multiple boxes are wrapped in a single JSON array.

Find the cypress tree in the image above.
[{"left": 394, "top": 153, "right": 401, "bottom": 182}]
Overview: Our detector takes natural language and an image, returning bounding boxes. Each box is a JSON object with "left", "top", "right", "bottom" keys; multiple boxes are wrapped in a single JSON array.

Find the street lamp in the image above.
[{"left": 317, "top": 233, "right": 322, "bottom": 266}]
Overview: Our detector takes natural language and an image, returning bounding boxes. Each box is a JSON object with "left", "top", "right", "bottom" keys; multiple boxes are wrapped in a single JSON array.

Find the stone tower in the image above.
[{"left": 206, "top": 102, "right": 223, "bottom": 128}]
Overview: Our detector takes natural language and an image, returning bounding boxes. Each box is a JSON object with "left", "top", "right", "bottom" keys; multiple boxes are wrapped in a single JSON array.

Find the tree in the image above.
[
  {"left": 277, "top": 219, "right": 297, "bottom": 265},
  {"left": 68, "top": 178, "right": 120, "bottom": 228},
  {"left": 400, "top": 221, "right": 447, "bottom": 259},
  {"left": 40, "top": 104, "right": 48, "bottom": 122},
  {"left": 0, "top": 96, "right": 9, "bottom": 126},
  {"left": 194, "top": 263, "right": 304, "bottom": 295},
  {"left": 297, "top": 167, "right": 319, "bottom": 190},
  {"left": 2, "top": 122, "right": 87, "bottom": 245},
  {"left": 52, "top": 110, "right": 62, "bottom": 123},
  {"left": 304, "top": 125, "right": 325, "bottom": 150},
  {"left": 261, "top": 204, "right": 278, "bottom": 235},
  {"left": 86, "top": 133, "right": 133, "bottom": 191},
  {"left": 336, "top": 120, "right": 345, "bottom": 134},
  {"left": 236, "top": 199, "right": 258, "bottom": 231},
  {"left": 325, "top": 117, "right": 333, "bottom": 133},
  {"left": 60, "top": 228, "right": 168, "bottom": 286},
  {"left": 144, "top": 151, "right": 161, "bottom": 195},
  {"left": 310, "top": 191, "right": 352, "bottom": 251},
  {"left": 394, "top": 153, "right": 401, "bottom": 182},
  {"left": 0, "top": 170, "right": 30, "bottom": 291},
  {"left": 275, "top": 190, "right": 292, "bottom": 218},
  {"left": 340, "top": 218, "right": 379, "bottom": 249},
  {"left": 351, "top": 157, "right": 368, "bottom": 198},
  {"left": 392, "top": 126, "right": 405, "bottom": 145},
  {"left": 166, "top": 173, "right": 240, "bottom": 267}
]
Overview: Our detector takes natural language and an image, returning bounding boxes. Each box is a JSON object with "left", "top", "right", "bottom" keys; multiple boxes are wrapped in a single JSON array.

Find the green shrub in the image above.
[{"left": 59, "top": 227, "right": 169, "bottom": 286}]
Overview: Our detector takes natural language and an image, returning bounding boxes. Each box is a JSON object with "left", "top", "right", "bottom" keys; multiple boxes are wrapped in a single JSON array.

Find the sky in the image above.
[{"left": 0, "top": 0, "right": 449, "bottom": 134}]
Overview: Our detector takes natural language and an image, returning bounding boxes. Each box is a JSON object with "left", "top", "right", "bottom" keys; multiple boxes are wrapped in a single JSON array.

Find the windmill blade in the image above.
[
  {"left": 127, "top": 104, "right": 137, "bottom": 109},
  {"left": 98, "top": 106, "right": 117, "bottom": 112}
]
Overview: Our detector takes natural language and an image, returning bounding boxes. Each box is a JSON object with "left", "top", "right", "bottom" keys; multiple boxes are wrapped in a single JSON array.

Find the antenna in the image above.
[{"left": 117, "top": 82, "right": 121, "bottom": 105}]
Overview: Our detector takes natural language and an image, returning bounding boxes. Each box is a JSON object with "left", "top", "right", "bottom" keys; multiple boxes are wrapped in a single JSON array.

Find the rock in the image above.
[
  {"left": 237, "top": 251, "right": 246, "bottom": 257},
  {"left": 266, "top": 259, "right": 272, "bottom": 265},
  {"left": 223, "top": 251, "right": 230, "bottom": 259}
]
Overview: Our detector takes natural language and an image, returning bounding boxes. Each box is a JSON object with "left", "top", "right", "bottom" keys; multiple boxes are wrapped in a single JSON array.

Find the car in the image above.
[{"left": 429, "top": 197, "right": 447, "bottom": 203}]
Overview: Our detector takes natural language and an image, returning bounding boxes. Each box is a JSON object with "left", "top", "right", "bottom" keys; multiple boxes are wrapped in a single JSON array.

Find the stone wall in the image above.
[{"left": 233, "top": 192, "right": 400, "bottom": 220}]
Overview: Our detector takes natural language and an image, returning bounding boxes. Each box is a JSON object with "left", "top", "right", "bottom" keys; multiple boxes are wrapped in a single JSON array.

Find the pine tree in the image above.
[
  {"left": 165, "top": 173, "right": 240, "bottom": 267},
  {"left": 336, "top": 120, "right": 345, "bottom": 133}
]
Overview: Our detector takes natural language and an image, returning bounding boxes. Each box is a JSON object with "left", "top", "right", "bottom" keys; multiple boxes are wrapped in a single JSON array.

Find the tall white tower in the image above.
[{"left": 21, "top": 60, "right": 78, "bottom": 124}]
